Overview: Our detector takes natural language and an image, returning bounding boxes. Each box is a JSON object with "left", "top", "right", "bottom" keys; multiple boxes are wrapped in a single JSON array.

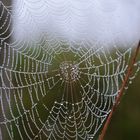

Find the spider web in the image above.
[{"left": 0, "top": 1, "right": 140, "bottom": 140}]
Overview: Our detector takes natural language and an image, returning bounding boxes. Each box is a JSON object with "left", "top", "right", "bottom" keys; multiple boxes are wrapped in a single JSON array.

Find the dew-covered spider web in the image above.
[{"left": 0, "top": 1, "right": 140, "bottom": 140}]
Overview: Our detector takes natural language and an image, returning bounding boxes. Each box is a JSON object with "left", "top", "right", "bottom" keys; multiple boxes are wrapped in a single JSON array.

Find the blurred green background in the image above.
[{"left": 105, "top": 70, "right": 140, "bottom": 140}]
